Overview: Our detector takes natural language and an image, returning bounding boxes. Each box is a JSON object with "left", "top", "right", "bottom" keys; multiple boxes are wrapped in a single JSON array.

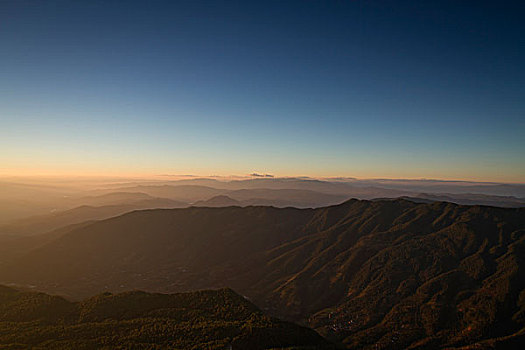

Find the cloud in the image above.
[{"left": 250, "top": 173, "right": 274, "bottom": 178}]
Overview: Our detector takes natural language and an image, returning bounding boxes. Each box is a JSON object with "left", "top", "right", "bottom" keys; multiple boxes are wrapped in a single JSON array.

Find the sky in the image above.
[{"left": 1, "top": 0, "right": 524, "bottom": 182}]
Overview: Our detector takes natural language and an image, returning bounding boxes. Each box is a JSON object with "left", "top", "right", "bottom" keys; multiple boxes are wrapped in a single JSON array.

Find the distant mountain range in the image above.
[
  {"left": 193, "top": 195, "right": 242, "bottom": 207},
  {"left": 0, "top": 285, "right": 331, "bottom": 349},
  {"left": 1, "top": 199, "right": 523, "bottom": 349},
  {"left": 378, "top": 192, "right": 525, "bottom": 208},
  {"left": 132, "top": 177, "right": 525, "bottom": 197},
  {"left": 0, "top": 193, "right": 187, "bottom": 236},
  {"left": 3, "top": 179, "right": 523, "bottom": 238},
  {"left": 2, "top": 177, "right": 524, "bottom": 226},
  {"left": 192, "top": 189, "right": 349, "bottom": 208}
]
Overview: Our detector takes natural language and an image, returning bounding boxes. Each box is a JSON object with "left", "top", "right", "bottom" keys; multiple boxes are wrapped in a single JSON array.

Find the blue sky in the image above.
[{"left": 1, "top": 1, "right": 524, "bottom": 181}]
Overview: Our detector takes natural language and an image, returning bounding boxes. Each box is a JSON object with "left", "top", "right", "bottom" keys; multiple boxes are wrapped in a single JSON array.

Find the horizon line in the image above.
[{"left": 0, "top": 173, "right": 524, "bottom": 185}]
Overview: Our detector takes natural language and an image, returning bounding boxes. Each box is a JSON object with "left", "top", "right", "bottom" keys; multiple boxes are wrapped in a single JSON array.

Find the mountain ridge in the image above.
[{"left": 1, "top": 199, "right": 523, "bottom": 349}]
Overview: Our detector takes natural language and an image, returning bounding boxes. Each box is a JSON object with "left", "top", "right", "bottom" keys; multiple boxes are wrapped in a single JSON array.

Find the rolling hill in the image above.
[
  {"left": 0, "top": 285, "right": 331, "bottom": 349},
  {"left": 1, "top": 199, "right": 523, "bottom": 349}
]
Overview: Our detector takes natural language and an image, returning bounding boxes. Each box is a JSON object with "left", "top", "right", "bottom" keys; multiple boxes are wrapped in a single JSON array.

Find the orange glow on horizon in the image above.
[{"left": 1, "top": 167, "right": 523, "bottom": 184}]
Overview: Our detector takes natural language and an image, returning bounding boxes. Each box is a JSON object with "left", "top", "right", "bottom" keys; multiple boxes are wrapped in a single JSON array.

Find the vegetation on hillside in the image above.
[
  {"left": 1, "top": 199, "right": 524, "bottom": 348},
  {"left": 0, "top": 285, "right": 330, "bottom": 349}
]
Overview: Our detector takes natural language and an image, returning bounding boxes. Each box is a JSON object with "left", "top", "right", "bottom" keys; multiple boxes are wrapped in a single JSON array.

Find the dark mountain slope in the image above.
[
  {"left": 0, "top": 285, "right": 330, "bottom": 349},
  {"left": 1, "top": 200, "right": 523, "bottom": 349}
]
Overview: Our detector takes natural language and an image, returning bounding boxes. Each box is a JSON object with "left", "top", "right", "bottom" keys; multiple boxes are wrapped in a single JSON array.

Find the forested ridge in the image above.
[{"left": 0, "top": 285, "right": 330, "bottom": 349}]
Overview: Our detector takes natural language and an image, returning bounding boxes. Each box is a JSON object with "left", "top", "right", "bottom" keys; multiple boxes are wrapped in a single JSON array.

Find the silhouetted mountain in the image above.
[
  {"left": 74, "top": 191, "right": 158, "bottom": 206},
  {"left": 100, "top": 186, "right": 350, "bottom": 208},
  {"left": 4, "top": 178, "right": 522, "bottom": 230},
  {"left": 340, "top": 178, "right": 525, "bottom": 198},
  {"left": 413, "top": 192, "right": 525, "bottom": 208},
  {"left": 227, "top": 189, "right": 348, "bottom": 208},
  {"left": 1, "top": 200, "right": 523, "bottom": 349},
  {"left": 108, "top": 180, "right": 410, "bottom": 201},
  {"left": 115, "top": 177, "right": 525, "bottom": 198},
  {"left": 193, "top": 195, "right": 242, "bottom": 207},
  {"left": 375, "top": 193, "right": 525, "bottom": 208},
  {"left": 104, "top": 178, "right": 525, "bottom": 208},
  {"left": 0, "top": 285, "right": 331, "bottom": 349},
  {"left": 110, "top": 184, "right": 227, "bottom": 202},
  {"left": 192, "top": 191, "right": 348, "bottom": 209}
]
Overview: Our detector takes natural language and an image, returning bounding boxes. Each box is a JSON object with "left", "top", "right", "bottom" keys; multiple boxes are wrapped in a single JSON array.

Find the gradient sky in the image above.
[{"left": 1, "top": 1, "right": 524, "bottom": 182}]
